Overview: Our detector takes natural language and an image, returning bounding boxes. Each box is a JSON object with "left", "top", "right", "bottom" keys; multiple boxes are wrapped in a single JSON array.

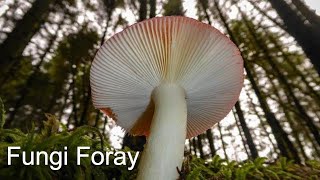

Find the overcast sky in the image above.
[
  {"left": 305, "top": 0, "right": 320, "bottom": 14},
  {"left": 184, "top": 0, "right": 320, "bottom": 18}
]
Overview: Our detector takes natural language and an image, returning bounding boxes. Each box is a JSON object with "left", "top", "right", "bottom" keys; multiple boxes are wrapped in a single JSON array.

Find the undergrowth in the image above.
[
  {"left": 0, "top": 98, "right": 320, "bottom": 179},
  {"left": 0, "top": 98, "right": 137, "bottom": 180},
  {"left": 179, "top": 155, "right": 320, "bottom": 180}
]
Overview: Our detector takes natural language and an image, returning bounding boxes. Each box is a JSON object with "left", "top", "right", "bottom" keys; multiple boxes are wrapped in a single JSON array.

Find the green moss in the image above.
[
  {"left": 180, "top": 155, "right": 320, "bottom": 180},
  {"left": 0, "top": 98, "right": 319, "bottom": 179},
  {"left": 0, "top": 109, "right": 138, "bottom": 180}
]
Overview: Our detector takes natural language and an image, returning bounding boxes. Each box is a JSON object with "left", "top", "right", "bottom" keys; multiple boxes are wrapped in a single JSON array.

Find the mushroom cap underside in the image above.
[{"left": 90, "top": 16, "right": 243, "bottom": 138}]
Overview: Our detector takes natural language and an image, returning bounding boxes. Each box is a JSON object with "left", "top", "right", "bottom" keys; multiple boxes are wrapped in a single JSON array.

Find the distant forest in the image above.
[{"left": 0, "top": 0, "right": 319, "bottom": 164}]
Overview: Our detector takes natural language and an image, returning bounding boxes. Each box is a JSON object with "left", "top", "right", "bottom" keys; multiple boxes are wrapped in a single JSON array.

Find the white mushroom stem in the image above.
[{"left": 137, "top": 83, "right": 187, "bottom": 180}]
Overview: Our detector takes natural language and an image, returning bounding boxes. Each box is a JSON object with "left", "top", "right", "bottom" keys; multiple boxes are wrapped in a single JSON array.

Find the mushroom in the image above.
[{"left": 90, "top": 16, "right": 243, "bottom": 180}]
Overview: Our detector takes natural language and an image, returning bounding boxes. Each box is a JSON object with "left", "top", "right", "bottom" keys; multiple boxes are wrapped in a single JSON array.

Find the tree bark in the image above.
[
  {"left": 71, "top": 65, "right": 78, "bottom": 126},
  {"left": 212, "top": 0, "right": 300, "bottom": 162},
  {"left": 268, "top": 0, "right": 320, "bottom": 74},
  {"left": 239, "top": 10, "right": 320, "bottom": 148},
  {"left": 268, "top": 34, "right": 320, "bottom": 102},
  {"left": 188, "top": 139, "right": 193, "bottom": 155},
  {"left": 247, "top": 0, "right": 285, "bottom": 30},
  {"left": 0, "top": 0, "right": 54, "bottom": 73},
  {"left": 149, "top": 0, "right": 156, "bottom": 18},
  {"left": 199, "top": 0, "right": 212, "bottom": 25},
  {"left": 244, "top": 88, "right": 277, "bottom": 153},
  {"left": 79, "top": 67, "right": 90, "bottom": 125},
  {"left": 206, "top": 129, "right": 216, "bottom": 157},
  {"left": 4, "top": 24, "right": 60, "bottom": 128},
  {"left": 196, "top": 134, "right": 205, "bottom": 159},
  {"left": 192, "top": 138, "right": 198, "bottom": 156},
  {"left": 268, "top": 76, "right": 308, "bottom": 161},
  {"left": 291, "top": 0, "right": 320, "bottom": 27},
  {"left": 139, "top": 0, "right": 147, "bottom": 21},
  {"left": 235, "top": 101, "right": 259, "bottom": 158},
  {"left": 232, "top": 109, "right": 250, "bottom": 158},
  {"left": 217, "top": 122, "right": 228, "bottom": 160}
]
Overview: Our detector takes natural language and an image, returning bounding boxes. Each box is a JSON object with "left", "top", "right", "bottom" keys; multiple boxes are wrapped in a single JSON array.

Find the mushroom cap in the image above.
[{"left": 90, "top": 16, "right": 243, "bottom": 138}]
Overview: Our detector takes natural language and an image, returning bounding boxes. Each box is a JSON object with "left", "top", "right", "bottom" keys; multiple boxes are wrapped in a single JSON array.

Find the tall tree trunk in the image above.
[
  {"left": 244, "top": 88, "right": 277, "bottom": 153},
  {"left": 198, "top": 0, "right": 212, "bottom": 25},
  {"left": 199, "top": 1, "right": 255, "bottom": 158},
  {"left": 94, "top": 111, "right": 101, "bottom": 128},
  {"left": 212, "top": 0, "right": 300, "bottom": 162},
  {"left": 149, "top": 0, "right": 156, "bottom": 18},
  {"left": 71, "top": 66, "right": 78, "bottom": 126},
  {"left": 4, "top": 24, "right": 60, "bottom": 128},
  {"left": 79, "top": 66, "right": 90, "bottom": 125},
  {"left": 239, "top": 10, "right": 320, "bottom": 147},
  {"left": 291, "top": 0, "right": 320, "bottom": 27},
  {"left": 258, "top": 53, "right": 320, "bottom": 159},
  {"left": 267, "top": 0, "right": 320, "bottom": 74},
  {"left": 267, "top": 34, "right": 320, "bottom": 102},
  {"left": 188, "top": 139, "right": 193, "bottom": 155},
  {"left": 247, "top": 0, "right": 285, "bottom": 29},
  {"left": 192, "top": 138, "right": 198, "bottom": 156},
  {"left": 235, "top": 102, "right": 259, "bottom": 158},
  {"left": 247, "top": 62, "right": 301, "bottom": 162},
  {"left": 206, "top": 129, "right": 216, "bottom": 157},
  {"left": 58, "top": 85, "right": 72, "bottom": 120},
  {"left": 246, "top": 61, "right": 300, "bottom": 162},
  {"left": 93, "top": 0, "right": 115, "bottom": 131},
  {"left": 138, "top": 0, "right": 147, "bottom": 21},
  {"left": 197, "top": 135, "right": 205, "bottom": 159},
  {"left": 232, "top": 109, "right": 250, "bottom": 158},
  {"left": 217, "top": 122, "right": 228, "bottom": 160},
  {"left": 0, "top": 0, "right": 54, "bottom": 73},
  {"left": 264, "top": 67, "right": 308, "bottom": 160}
]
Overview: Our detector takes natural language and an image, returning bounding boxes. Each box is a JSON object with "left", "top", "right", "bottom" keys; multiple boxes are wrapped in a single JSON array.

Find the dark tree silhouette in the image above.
[
  {"left": 0, "top": 0, "right": 55, "bottom": 73},
  {"left": 267, "top": 0, "right": 320, "bottom": 74}
]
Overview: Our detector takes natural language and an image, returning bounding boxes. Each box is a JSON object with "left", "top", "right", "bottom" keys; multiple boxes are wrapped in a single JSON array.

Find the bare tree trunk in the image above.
[
  {"left": 192, "top": 138, "right": 198, "bottom": 156},
  {"left": 235, "top": 102, "right": 258, "bottom": 158},
  {"left": 200, "top": 1, "right": 255, "bottom": 158},
  {"left": 58, "top": 85, "right": 72, "bottom": 120},
  {"left": 247, "top": 0, "right": 285, "bottom": 29},
  {"left": 267, "top": 0, "right": 320, "bottom": 74},
  {"left": 0, "top": 0, "right": 54, "bottom": 73},
  {"left": 198, "top": 0, "right": 212, "bottom": 24},
  {"left": 264, "top": 68, "right": 308, "bottom": 161},
  {"left": 217, "top": 122, "right": 228, "bottom": 160},
  {"left": 244, "top": 88, "right": 277, "bottom": 153},
  {"left": 4, "top": 23, "right": 60, "bottom": 127},
  {"left": 196, "top": 134, "right": 205, "bottom": 159},
  {"left": 149, "top": 0, "right": 156, "bottom": 18},
  {"left": 139, "top": 0, "right": 147, "bottom": 21},
  {"left": 267, "top": 34, "right": 320, "bottom": 102},
  {"left": 188, "top": 139, "right": 193, "bottom": 155},
  {"left": 212, "top": 0, "right": 300, "bottom": 162},
  {"left": 71, "top": 66, "right": 78, "bottom": 126},
  {"left": 92, "top": 1, "right": 115, "bottom": 130},
  {"left": 79, "top": 66, "right": 90, "bottom": 125},
  {"left": 94, "top": 111, "right": 101, "bottom": 128},
  {"left": 239, "top": 10, "right": 320, "bottom": 148},
  {"left": 291, "top": 0, "right": 320, "bottom": 27},
  {"left": 232, "top": 109, "right": 250, "bottom": 158},
  {"left": 206, "top": 129, "right": 216, "bottom": 157}
]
